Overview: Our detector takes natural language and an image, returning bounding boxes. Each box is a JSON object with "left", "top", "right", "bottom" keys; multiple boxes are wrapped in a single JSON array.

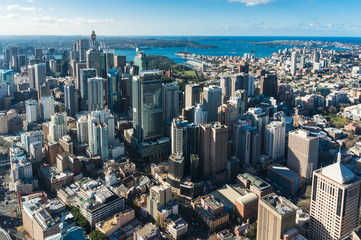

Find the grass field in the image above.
[
  {"left": 174, "top": 69, "right": 196, "bottom": 77},
  {"left": 325, "top": 114, "right": 351, "bottom": 128}
]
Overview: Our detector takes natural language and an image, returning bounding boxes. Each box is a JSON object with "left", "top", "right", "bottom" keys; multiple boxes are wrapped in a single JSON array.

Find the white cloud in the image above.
[
  {"left": 309, "top": 22, "right": 320, "bottom": 27},
  {"left": 228, "top": 0, "right": 275, "bottom": 6},
  {"left": 6, "top": 4, "right": 41, "bottom": 11}
]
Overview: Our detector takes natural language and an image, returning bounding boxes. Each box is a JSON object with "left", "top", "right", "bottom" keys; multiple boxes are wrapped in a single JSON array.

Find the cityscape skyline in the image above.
[{"left": 0, "top": 0, "right": 360, "bottom": 36}]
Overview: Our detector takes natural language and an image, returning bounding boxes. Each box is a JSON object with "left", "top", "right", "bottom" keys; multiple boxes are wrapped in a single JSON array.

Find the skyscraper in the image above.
[
  {"left": 132, "top": 71, "right": 163, "bottom": 142},
  {"left": 75, "top": 62, "right": 86, "bottom": 90},
  {"left": 185, "top": 84, "right": 200, "bottom": 108},
  {"left": 234, "top": 125, "right": 261, "bottom": 166},
  {"left": 87, "top": 77, "right": 107, "bottom": 112},
  {"left": 147, "top": 183, "right": 172, "bottom": 218},
  {"left": 313, "top": 51, "right": 320, "bottom": 64},
  {"left": 194, "top": 103, "right": 207, "bottom": 124},
  {"left": 203, "top": 85, "right": 222, "bottom": 122},
  {"left": 114, "top": 55, "right": 126, "bottom": 72},
  {"left": 171, "top": 119, "right": 186, "bottom": 154},
  {"left": 77, "top": 115, "right": 88, "bottom": 144},
  {"left": 80, "top": 68, "right": 97, "bottom": 111},
  {"left": 48, "top": 112, "right": 67, "bottom": 142},
  {"left": 41, "top": 96, "right": 55, "bottom": 121},
  {"left": 64, "top": 84, "right": 76, "bottom": 117},
  {"left": 260, "top": 74, "right": 278, "bottom": 98},
  {"left": 86, "top": 48, "right": 101, "bottom": 76},
  {"left": 199, "top": 123, "right": 228, "bottom": 182},
  {"left": 309, "top": 154, "right": 361, "bottom": 240},
  {"left": 287, "top": 129, "right": 319, "bottom": 180},
  {"left": 257, "top": 193, "right": 297, "bottom": 240},
  {"left": 163, "top": 83, "right": 179, "bottom": 122},
  {"left": 107, "top": 68, "right": 122, "bottom": 113},
  {"left": 28, "top": 65, "right": 36, "bottom": 89},
  {"left": 231, "top": 73, "right": 250, "bottom": 96},
  {"left": 220, "top": 76, "right": 232, "bottom": 102},
  {"left": 76, "top": 39, "right": 90, "bottom": 62},
  {"left": 290, "top": 52, "right": 297, "bottom": 76},
  {"left": 265, "top": 121, "right": 286, "bottom": 160},
  {"left": 34, "top": 63, "right": 46, "bottom": 91},
  {"left": 26, "top": 100, "right": 40, "bottom": 123},
  {"left": 167, "top": 152, "right": 185, "bottom": 189},
  {"left": 134, "top": 48, "right": 150, "bottom": 73}
]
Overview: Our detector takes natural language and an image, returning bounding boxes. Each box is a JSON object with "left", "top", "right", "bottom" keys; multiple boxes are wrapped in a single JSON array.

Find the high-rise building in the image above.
[
  {"left": 80, "top": 68, "right": 97, "bottom": 110},
  {"left": 107, "top": 69, "right": 122, "bottom": 113},
  {"left": 257, "top": 193, "right": 297, "bottom": 240},
  {"left": 64, "top": 84, "right": 76, "bottom": 117},
  {"left": 147, "top": 183, "right": 172, "bottom": 218},
  {"left": 88, "top": 109, "right": 115, "bottom": 146},
  {"left": 114, "top": 55, "right": 126, "bottom": 72},
  {"left": 185, "top": 84, "right": 200, "bottom": 108},
  {"left": 203, "top": 86, "right": 222, "bottom": 122},
  {"left": 231, "top": 73, "right": 251, "bottom": 97},
  {"left": 76, "top": 39, "right": 90, "bottom": 62},
  {"left": 133, "top": 71, "right": 163, "bottom": 142},
  {"left": 86, "top": 48, "right": 101, "bottom": 76},
  {"left": 265, "top": 121, "right": 286, "bottom": 160},
  {"left": 21, "top": 131, "right": 44, "bottom": 154},
  {"left": 28, "top": 65, "right": 36, "bottom": 89},
  {"left": 220, "top": 76, "right": 232, "bottom": 102},
  {"left": 76, "top": 115, "right": 88, "bottom": 144},
  {"left": 234, "top": 124, "right": 261, "bottom": 166},
  {"left": 245, "top": 108, "right": 269, "bottom": 151},
  {"left": 218, "top": 103, "right": 238, "bottom": 138},
  {"left": 290, "top": 52, "right": 297, "bottom": 76},
  {"left": 0, "top": 69, "right": 14, "bottom": 86},
  {"left": 34, "top": 63, "right": 46, "bottom": 91},
  {"left": 287, "top": 129, "right": 319, "bottom": 180},
  {"left": 313, "top": 51, "right": 320, "bottom": 64},
  {"left": 163, "top": 83, "right": 179, "bottom": 122},
  {"left": 49, "top": 112, "right": 67, "bottom": 142},
  {"left": 309, "top": 154, "right": 361, "bottom": 240},
  {"left": 134, "top": 48, "right": 150, "bottom": 73},
  {"left": 260, "top": 74, "right": 278, "bottom": 98},
  {"left": 41, "top": 96, "right": 55, "bottom": 121},
  {"left": 231, "top": 90, "right": 248, "bottom": 118},
  {"left": 26, "top": 100, "right": 40, "bottom": 123},
  {"left": 190, "top": 154, "right": 200, "bottom": 180},
  {"left": 88, "top": 77, "right": 107, "bottom": 112},
  {"left": 199, "top": 123, "right": 228, "bottom": 183},
  {"left": 75, "top": 62, "right": 86, "bottom": 90},
  {"left": 171, "top": 119, "right": 186, "bottom": 154},
  {"left": 194, "top": 103, "right": 207, "bottom": 124},
  {"left": 167, "top": 152, "right": 185, "bottom": 189}
]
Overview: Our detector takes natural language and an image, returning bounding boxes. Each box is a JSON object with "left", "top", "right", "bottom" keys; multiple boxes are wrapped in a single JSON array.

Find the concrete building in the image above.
[
  {"left": 256, "top": 193, "right": 297, "bottom": 240},
  {"left": 268, "top": 164, "right": 302, "bottom": 194},
  {"left": 77, "top": 115, "right": 88, "bottom": 144},
  {"left": 185, "top": 84, "right": 200, "bottom": 108},
  {"left": 163, "top": 83, "right": 179, "bottom": 122},
  {"left": 88, "top": 77, "right": 107, "bottom": 112},
  {"left": 21, "top": 131, "right": 44, "bottom": 154},
  {"left": 41, "top": 96, "right": 55, "bottom": 121},
  {"left": 64, "top": 84, "right": 76, "bottom": 117},
  {"left": 167, "top": 152, "right": 185, "bottom": 190},
  {"left": 203, "top": 85, "right": 222, "bottom": 122},
  {"left": 234, "top": 124, "right": 261, "bottom": 166},
  {"left": 265, "top": 121, "right": 286, "bottom": 160},
  {"left": 260, "top": 74, "right": 278, "bottom": 98},
  {"left": 199, "top": 123, "right": 228, "bottom": 183},
  {"left": 147, "top": 183, "right": 173, "bottom": 219},
  {"left": 133, "top": 223, "right": 160, "bottom": 240},
  {"left": 49, "top": 112, "right": 67, "bottom": 142},
  {"left": 290, "top": 52, "right": 298, "bottom": 76},
  {"left": 107, "top": 68, "right": 122, "bottom": 113},
  {"left": 26, "top": 100, "right": 40, "bottom": 123},
  {"left": 309, "top": 154, "right": 361, "bottom": 240},
  {"left": 194, "top": 103, "right": 207, "bottom": 124},
  {"left": 76, "top": 38, "right": 90, "bottom": 62},
  {"left": 237, "top": 173, "right": 273, "bottom": 198},
  {"left": 80, "top": 68, "right": 96, "bottom": 110},
  {"left": 34, "top": 63, "right": 46, "bottom": 91},
  {"left": 86, "top": 48, "right": 101, "bottom": 76},
  {"left": 287, "top": 129, "right": 319, "bottom": 180}
]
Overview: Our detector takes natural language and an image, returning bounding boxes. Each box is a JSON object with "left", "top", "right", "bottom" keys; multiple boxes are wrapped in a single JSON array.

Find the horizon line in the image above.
[{"left": 0, "top": 35, "right": 360, "bottom": 38}]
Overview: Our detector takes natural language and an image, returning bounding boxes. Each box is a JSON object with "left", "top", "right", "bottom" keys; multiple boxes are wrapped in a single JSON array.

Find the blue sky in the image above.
[{"left": 0, "top": 0, "right": 360, "bottom": 36}]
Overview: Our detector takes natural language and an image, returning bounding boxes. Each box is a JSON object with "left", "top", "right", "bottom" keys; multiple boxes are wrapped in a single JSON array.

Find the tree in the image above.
[
  {"left": 89, "top": 230, "right": 108, "bottom": 240},
  {"left": 247, "top": 222, "right": 257, "bottom": 240}
]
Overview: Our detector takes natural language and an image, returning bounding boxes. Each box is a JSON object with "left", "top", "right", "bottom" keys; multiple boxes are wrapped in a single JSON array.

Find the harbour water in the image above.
[{"left": 115, "top": 36, "right": 361, "bottom": 64}]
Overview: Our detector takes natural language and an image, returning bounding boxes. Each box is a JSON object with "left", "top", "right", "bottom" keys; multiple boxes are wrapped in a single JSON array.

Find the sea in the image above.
[{"left": 114, "top": 36, "right": 361, "bottom": 64}]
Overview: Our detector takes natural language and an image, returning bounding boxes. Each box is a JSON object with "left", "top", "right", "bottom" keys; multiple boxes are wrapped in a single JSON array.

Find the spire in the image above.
[{"left": 337, "top": 144, "right": 342, "bottom": 163}]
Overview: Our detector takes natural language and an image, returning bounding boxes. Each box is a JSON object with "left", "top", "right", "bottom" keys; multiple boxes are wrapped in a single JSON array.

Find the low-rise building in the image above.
[
  {"left": 237, "top": 173, "right": 273, "bottom": 198},
  {"left": 96, "top": 207, "right": 135, "bottom": 236},
  {"left": 165, "top": 215, "right": 188, "bottom": 240},
  {"left": 133, "top": 223, "right": 161, "bottom": 240},
  {"left": 268, "top": 164, "right": 303, "bottom": 194}
]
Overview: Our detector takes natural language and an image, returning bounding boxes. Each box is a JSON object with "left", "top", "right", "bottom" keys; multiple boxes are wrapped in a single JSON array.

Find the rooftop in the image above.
[
  {"left": 262, "top": 193, "right": 297, "bottom": 216},
  {"left": 321, "top": 162, "right": 356, "bottom": 184},
  {"left": 238, "top": 172, "right": 271, "bottom": 191},
  {"left": 269, "top": 164, "right": 302, "bottom": 181},
  {"left": 135, "top": 223, "right": 159, "bottom": 239}
]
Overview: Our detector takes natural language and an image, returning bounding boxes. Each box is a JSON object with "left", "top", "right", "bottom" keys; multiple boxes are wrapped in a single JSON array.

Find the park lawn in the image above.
[
  {"left": 325, "top": 114, "right": 351, "bottom": 128},
  {"left": 174, "top": 69, "right": 196, "bottom": 77}
]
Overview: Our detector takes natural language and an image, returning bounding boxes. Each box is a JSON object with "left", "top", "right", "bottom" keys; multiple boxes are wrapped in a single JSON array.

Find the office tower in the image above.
[
  {"left": 313, "top": 51, "right": 320, "bottom": 64},
  {"left": 30, "top": 141, "right": 42, "bottom": 163},
  {"left": 287, "top": 129, "right": 319, "bottom": 180},
  {"left": 290, "top": 52, "right": 297, "bottom": 76},
  {"left": 100, "top": 53, "right": 107, "bottom": 79},
  {"left": 309, "top": 155, "right": 361, "bottom": 240},
  {"left": 190, "top": 154, "right": 199, "bottom": 180},
  {"left": 171, "top": 119, "right": 186, "bottom": 154},
  {"left": 218, "top": 103, "right": 238, "bottom": 137},
  {"left": 199, "top": 123, "right": 228, "bottom": 183},
  {"left": 185, "top": 84, "right": 200, "bottom": 108},
  {"left": 76, "top": 39, "right": 90, "bottom": 62},
  {"left": 28, "top": 65, "right": 36, "bottom": 88},
  {"left": 220, "top": 76, "right": 232, "bottom": 102},
  {"left": 34, "top": 63, "right": 46, "bottom": 91},
  {"left": 134, "top": 48, "right": 150, "bottom": 73},
  {"left": 234, "top": 125, "right": 261, "bottom": 166},
  {"left": 86, "top": 48, "right": 101, "bottom": 76},
  {"left": 64, "top": 84, "right": 76, "bottom": 117},
  {"left": 105, "top": 52, "right": 114, "bottom": 69},
  {"left": 0, "top": 69, "right": 14, "bottom": 86},
  {"left": 147, "top": 183, "right": 172, "bottom": 218},
  {"left": 163, "top": 83, "right": 179, "bottom": 122},
  {"left": 41, "top": 96, "right": 55, "bottom": 121},
  {"left": 231, "top": 90, "right": 248, "bottom": 118},
  {"left": 21, "top": 131, "right": 44, "bottom": 154},
  {"left": 245, "top": 108, "right": 269, "bottom": 150},
  {"left": 167, "top": 152, "right": 185, "bottom": 189},
  {"left": 56, "top": 152, "right": 69, "bottom": 172},
  {"left": 194, "top": 103, "right": 207, "bottom": 124},
  {"left": 26, "top": 100, "right": 40, "bottom": 123},
  {"left": 231, "top": 73, "right": 250, "bottom": 97},
  {"left": 183, "top": 123, "right": 199, "bottom": 175},
  {"left": 203, "top": 86, "right": 222, "bottom": 122},
  {"left": 182, "top": 106, "right": 195, "bottom": 123},
  {"left": 120, "top": 75, "right": 130, "bottom": 112},
  {"left": 260, "top": 74, "right": 278, "bottom": 98},
  {"left": 88, "top": 119, "right": 109, "bottom": 160},
  {"left": 107, "top": 68, "right": 122, "bottom": 113},
  {"left": 48, "top": 112, "right": 67, "bottom": 142},
  {"left": 80, "top": 68, "right": 97, "bottom": 110},
  {"left": 88, "top": 109, "right": 115, "bottom": 146},
  {"left": 114, "top": 55, "right": 126, "bottom": 71},
  {"left": 88, "top": 77, "right": 107, "bottom": 112},
  {"left": 257, "top": 193, "right": 297, "bottom": 240},
  {"left": 300, "top": 55, "right": 305, "bottom": 69},
  {"left": 265, "top": 121, "right": 286, "bottom": 159},
  {"left": 133, "top": 71, "right": 163, "bottom": 142},
  {"left": 77, "top": 115, "right": 88, "bottom": 144},
  {"left": 34, "top": 48, "right": 43, "bottom": 60},
  {"left": 76, "top": 62, "right": 87, "bottom": 90}
]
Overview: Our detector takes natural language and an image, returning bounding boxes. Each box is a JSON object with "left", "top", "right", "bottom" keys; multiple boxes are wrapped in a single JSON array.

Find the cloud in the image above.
[
  {"left": 309, "top": 22, "right": 320, "bottom": 27},
  {"left": 228, "top": 0, "right": 275, "bottom": 6},
  {"left": 6, "top": 4, "right": 41, "bottom": 11}
]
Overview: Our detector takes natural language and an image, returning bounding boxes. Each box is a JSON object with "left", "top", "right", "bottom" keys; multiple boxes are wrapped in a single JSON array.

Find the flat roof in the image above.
[
  {"left": 238, "top": 173, "right": 271, "bottom": 191},
  {"left": 269, "top": 164, "right": 302, "bottom": 181}
]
